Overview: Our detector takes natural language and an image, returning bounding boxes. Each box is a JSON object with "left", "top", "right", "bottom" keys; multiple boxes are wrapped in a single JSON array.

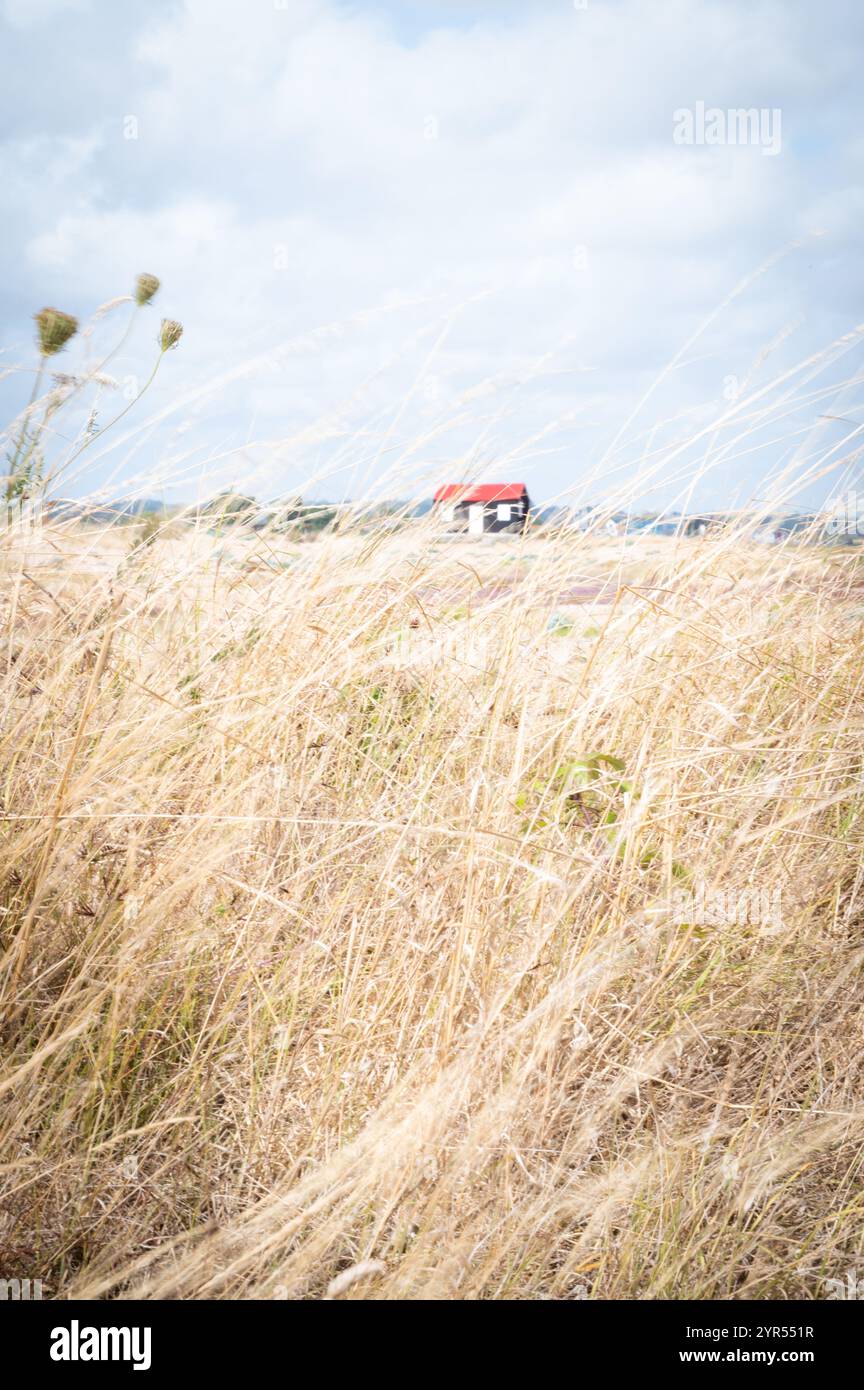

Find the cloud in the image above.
[
  {"left": 1, "top": 0, "right": 863, "bottom": 507},
  {"left": 1, "top": 0, "right": 89, "bottom": 27}
]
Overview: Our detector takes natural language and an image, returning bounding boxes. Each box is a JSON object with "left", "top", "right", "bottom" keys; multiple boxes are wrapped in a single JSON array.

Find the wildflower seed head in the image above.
[
  {"left": 159, "top": 318, "right": 183, "bottom": 352},
  {"left": 135, "top": 273, "right": 160, "bottom": 306},
  {"left": 34, "top": 307, "right": 78, "bottom": 357}
]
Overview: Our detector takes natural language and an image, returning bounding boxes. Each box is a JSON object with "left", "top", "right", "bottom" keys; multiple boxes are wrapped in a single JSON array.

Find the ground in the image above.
[{"left": 1, "top": 517, "right": 863, "bottom": 1299}]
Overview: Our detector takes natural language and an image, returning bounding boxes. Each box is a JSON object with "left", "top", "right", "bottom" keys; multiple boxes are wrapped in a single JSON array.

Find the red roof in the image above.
[{"left": 434, "top": 482, "right": 528, "bottom": 504}]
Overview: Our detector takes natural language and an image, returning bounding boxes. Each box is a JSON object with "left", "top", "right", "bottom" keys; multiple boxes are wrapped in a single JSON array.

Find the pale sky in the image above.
[{"left": 1, "top": 0, "right": 862, "bottom": 510}]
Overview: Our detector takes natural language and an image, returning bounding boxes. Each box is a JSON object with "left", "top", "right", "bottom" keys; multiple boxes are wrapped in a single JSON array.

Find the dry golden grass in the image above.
[{"left": 1, "top": 514, "right": 863, "bottom": 1300}]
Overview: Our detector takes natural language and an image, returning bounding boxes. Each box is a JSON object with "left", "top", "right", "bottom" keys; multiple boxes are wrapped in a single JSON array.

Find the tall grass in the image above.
[{"left": 2, "top": 498, "right": 863, "bottom": 1299}]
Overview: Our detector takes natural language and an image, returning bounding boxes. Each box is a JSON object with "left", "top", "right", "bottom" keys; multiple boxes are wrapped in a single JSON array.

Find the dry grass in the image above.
[{"left": 1, "top": 513, "right": 863, "bottom": 1300}]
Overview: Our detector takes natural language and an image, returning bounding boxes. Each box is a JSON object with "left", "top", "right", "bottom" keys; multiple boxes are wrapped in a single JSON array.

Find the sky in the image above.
[{"left": 1, "top": 0, "right": 863, "bottom": 511}]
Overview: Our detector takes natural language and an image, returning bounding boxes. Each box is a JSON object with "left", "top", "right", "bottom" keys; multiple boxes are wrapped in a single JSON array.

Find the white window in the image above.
[
  {"left": 497, "top": 503, "right": 511, "bottom": 522},
  {"left": 468, "top": 504, "right": 485, "bottom": 535}
]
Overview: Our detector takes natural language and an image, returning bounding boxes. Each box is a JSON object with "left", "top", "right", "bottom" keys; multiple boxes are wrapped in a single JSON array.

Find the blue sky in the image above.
[{"left": 1, "top": 0, "right": 863, "bottom": 510}]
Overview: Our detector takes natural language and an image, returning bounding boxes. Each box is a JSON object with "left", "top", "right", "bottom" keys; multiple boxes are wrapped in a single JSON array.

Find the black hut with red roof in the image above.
[{"left": 433, "top": 482, "right": 531, "bottom": 534}]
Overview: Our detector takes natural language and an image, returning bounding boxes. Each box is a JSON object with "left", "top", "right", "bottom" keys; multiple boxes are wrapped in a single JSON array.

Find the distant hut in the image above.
[{"left": 433, "top": 482, "right": 531, "bottom": 535}]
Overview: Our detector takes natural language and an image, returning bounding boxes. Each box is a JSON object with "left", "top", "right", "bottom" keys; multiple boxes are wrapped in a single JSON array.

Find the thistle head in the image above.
[
  {"left": 135, "top": 273, "right": 160, "bottom": 306},
  {"left": 159, "top": 318, "right": 183, "bottom": 352},
  {"left": 34, "top": 307, "right": 78, "bottom": 357}
]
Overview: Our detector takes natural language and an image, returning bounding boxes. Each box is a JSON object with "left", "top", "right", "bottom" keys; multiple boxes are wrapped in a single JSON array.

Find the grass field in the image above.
[{"left": 2, "top": 514, "right": 863, "bottom": 1299}]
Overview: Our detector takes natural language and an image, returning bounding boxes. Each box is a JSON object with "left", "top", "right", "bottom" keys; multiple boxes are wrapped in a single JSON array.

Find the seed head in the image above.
[
  {"left": 34, "top": 307, "right": 78, "bottom": 357},
  {"left": 135, "top": 273, "right": 160, "bottom": 306},
  {"left": 159, "top": 318, "right": 183, "bottom": 352}
]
